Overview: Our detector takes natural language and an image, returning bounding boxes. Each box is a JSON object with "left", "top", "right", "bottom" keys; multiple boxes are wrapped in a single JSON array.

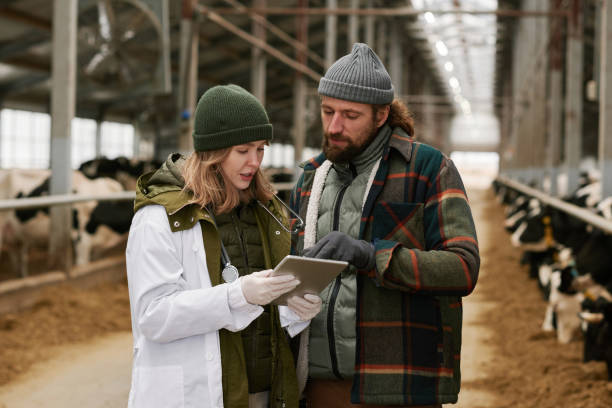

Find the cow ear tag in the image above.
[{"left": 222, "top": 263, "right": 239, "bottom": 283}]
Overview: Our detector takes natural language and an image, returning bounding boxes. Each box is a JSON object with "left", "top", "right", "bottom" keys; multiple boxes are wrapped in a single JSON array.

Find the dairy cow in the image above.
[
  {"left": 0, "top": 169, "right": 51, "bottom": 276},
  {"left": 6, "top": 171, "right": 125, "bottom": 275},
  {"left": 79, "top": 156, "right": 161, "bottom": 190},
  {"left": 580, "top": 292, "right": 612, "bottom": 380}
]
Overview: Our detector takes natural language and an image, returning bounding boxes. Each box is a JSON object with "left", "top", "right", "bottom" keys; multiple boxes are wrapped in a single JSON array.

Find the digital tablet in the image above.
[{"left": 271, "top": 255, "right": 348, "bottom": 305}]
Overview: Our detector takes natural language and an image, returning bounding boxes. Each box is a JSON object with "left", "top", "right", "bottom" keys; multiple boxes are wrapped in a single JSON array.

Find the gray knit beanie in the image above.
[
  {"left": 318, "top": 43, "right": 394, "bottom": 104},
  {"left": 192, "top": 84, "right": 272, "bottom": 151}
]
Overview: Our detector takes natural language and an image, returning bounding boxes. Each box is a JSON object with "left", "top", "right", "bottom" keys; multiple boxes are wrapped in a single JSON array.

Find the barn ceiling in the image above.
[{"left": 0, "top": 0, "right": 525, "bottom": 151}]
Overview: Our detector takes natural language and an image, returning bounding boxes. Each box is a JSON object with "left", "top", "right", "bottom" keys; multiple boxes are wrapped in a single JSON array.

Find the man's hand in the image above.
[
  {"left": 240, "top": 270, "right": 300, "bottom": 305},
  {"left": 286, "top": 294, "right": 322, "bottom": 321},
  {"left": 303, "top": 231, "right": 376, "bottom": 270}
]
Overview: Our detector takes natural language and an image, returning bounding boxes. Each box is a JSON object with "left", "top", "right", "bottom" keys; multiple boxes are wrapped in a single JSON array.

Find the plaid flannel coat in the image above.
[{"left": 290, "top": 127, "right": 480, "bottom": 405}]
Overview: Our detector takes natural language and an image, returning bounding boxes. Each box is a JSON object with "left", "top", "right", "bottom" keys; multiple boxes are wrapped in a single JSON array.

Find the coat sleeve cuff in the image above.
[
  {"left": 228, "top": 278, "right": 263, "bottom": 315},
  {"left": 370, "top": 239, "right": 402, "bottom": 280},
  {"left": 278, "top": 305, "right": 310, "bottom": 337}
]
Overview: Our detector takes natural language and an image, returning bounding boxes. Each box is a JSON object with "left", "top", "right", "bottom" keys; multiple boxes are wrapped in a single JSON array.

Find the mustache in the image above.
[{"left": 324, "top": 132, "right": 349, "bottom": 143}]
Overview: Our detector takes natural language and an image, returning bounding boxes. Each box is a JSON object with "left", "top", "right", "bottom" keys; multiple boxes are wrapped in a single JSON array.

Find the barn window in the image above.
[
  {"left": 100, "top": 121, "right": 134, "bottom": 159},
  {"left": 72, "top": 118, "right": 97, "bottom": 168},
  {"left": 0, "top": 109, "right": 50, "bottom": 169},
  {"left": 0, "top": 109, "right": 136, "bottom": 170}
]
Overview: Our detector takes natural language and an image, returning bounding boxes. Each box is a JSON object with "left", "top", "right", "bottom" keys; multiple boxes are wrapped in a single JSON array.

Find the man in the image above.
[{"left": 290, "top": 43, "right": 480, "bottom": 407}]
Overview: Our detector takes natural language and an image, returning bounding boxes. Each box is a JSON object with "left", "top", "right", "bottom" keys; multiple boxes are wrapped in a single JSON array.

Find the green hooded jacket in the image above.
[{"left": 134, "top": 153, "right": 299, "bottom": 408}]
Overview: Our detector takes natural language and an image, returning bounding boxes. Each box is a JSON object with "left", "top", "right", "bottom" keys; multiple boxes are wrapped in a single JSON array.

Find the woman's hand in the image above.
[
  {"left": 286, "top": 293, "right": 322, "bottom": 321},
  {"left": 240, "top": 270, "right": 300, "bottom": 305}
]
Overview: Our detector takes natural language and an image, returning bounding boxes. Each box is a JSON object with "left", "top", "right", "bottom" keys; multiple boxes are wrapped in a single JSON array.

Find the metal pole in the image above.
[
  {"left": 547, "top": 0, "right": 564, "bottom": 196},
  {"left": 325, "top": 0, "right": 337, "bottom": 68},
  {"left": 599, "top": 0, "right": 612, "bottom": 197},
  {"left": 132, "top": 119, "right": 141, "bottom": 159},
  {"left": 95, "top": 116, "right": 102, "bottom": 158},
  {"left": 293, "top": 0, "right": 308, "bottom": 167},
  {"left": 389, "top": 19, "right": 402, "bottom": 96},
  {"left": 49, "top": 0, "right": 77, "bottom": 274},
  {"left": 534, "top": 1, "right": 549, "bottom": 189},
  {"left": 564, "top": 0, "right": 583, "bottom": 193},
  {"left": 375, "top": 18, "right": 387, "bottom": 66},
  {"left": 365, "top": 0, "right": 374, "bottom": 47},
  {"left": 251, "top": 0, "right": 267, "bottom": 104},
  {"left": 348, "top": 0, "right": 359, "bottom": 49},
  {"left": 0, "top": 191, "right": 136, "bottom": 211},
  {"left": 178, "top": 0, "right": 198, "bottom": 154}
]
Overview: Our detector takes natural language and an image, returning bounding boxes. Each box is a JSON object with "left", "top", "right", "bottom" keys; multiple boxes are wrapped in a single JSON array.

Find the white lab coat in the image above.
[{"left": 126, "top": 205, "right": 307, "bottom": 408}]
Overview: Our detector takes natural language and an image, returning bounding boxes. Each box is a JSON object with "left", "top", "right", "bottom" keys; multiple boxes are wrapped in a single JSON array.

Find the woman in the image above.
[{"left": 126, "top": 84, "right": 321, "bottom": 408}]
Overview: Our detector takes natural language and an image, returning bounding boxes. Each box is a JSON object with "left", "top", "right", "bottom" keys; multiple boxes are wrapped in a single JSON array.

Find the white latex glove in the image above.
[
  {"left": 286, "top": 293, "right": 322, "bottom": 321},
  {"left": 240, "top": 270, "right": 300, "bottom": 305}
]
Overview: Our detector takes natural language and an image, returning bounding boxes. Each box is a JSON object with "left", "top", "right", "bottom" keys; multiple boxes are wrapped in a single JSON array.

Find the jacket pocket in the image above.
[
  {"left": 131, "top": 365, "right": 184, "bottom": 408},
  {"left": 372, "top": 202, "right": 425, "bottom": 249}
]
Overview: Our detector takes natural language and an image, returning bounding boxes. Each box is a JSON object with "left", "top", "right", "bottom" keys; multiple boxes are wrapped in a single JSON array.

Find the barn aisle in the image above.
[
  {"left": 455, "top": 187, "right": 498, "bottom": 408},
  {"left": 0, "top": 332, "right": 131, "bottom": 408},
  {"left": 456, "top": 186, "right": 611, "bottom": 408}
]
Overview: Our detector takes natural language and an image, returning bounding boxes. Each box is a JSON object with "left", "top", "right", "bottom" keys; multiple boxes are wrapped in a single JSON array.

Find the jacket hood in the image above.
[
  {"left": 148, "top": 152, "right": 186, "bottom": 188},
  {"left": 134, "top": 153, "right": 192, "bottom": 214}
]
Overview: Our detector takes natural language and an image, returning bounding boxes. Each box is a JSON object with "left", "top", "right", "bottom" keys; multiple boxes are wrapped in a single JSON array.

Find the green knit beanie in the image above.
[{"left": 192, "top": 84, "right": 273, "bottom": 151}]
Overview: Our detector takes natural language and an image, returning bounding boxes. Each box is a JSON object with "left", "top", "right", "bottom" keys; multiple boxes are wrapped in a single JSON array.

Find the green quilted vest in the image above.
[{"left": 215, "top": 204, "right": 272, "bottom": 393}]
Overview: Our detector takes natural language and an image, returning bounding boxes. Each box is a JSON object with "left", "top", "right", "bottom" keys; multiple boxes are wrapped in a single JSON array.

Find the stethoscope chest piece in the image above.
[
  {"left": 206, "top": 195, "right": 304, "bottom": 284},
  {"left": 222, "top": 263, "right": 239, "bottom": 283}
]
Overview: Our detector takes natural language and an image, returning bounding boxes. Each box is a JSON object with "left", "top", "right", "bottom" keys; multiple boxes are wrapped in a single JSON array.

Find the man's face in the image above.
[{"left": 320, "top": 96, "right": 385, "bottom": 163}]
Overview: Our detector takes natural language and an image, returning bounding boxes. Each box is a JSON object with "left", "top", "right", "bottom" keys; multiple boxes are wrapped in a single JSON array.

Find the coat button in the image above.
[
  {"left": 142, "top": 188, "right": 148, "bottom": 194},
  {"left": 190, "top": 217, "right": 194, "bottom": 222},
  {"left": 275, "top": 230, "right": 280, "bottom": 235},
  {"left": 173, "top": 221, "right": 180, "bottom": 228}
]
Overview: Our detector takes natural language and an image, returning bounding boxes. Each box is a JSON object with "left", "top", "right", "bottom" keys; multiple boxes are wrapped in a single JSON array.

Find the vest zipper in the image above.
[{"left": 326, "top": 163, "right": 357, "bottom": 380}]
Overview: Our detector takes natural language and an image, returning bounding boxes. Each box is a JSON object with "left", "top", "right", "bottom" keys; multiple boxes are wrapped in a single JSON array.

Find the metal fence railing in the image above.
[
  {"left": 0, "top": 191, "right": 135, "bottom": 211},
  {"left": 0, "top": 183, "right": 294, "bottom": 212},
  {"left": 496, "top": 175, "right": 612, "bottom": 235}
]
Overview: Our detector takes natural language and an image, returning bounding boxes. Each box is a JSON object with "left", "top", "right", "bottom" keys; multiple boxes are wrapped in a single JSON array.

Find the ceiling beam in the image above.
[
  {"left": 221, "top": 0, "right": 325, "bottom": 69},
  {"left": 203, "top": 7, "right": 571, "bottom": 18},
  {"left": 196, "top": 5, "right": 322, "bottom": 82},
  {"left": 0, "top": 32, "right": 49, "bottom": 60},
  {"left": 2, "top": 56, "right": 49, "bottom": 73},
  {"left": 0, "top": 7, "right": 51, "bottom": 32},
  {"left": 0, "top": 73, "right": 48, "bottom": 96}
]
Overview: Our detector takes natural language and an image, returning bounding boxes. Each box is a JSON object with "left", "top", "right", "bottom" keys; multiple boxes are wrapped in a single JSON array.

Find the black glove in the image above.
[{"left": 303, "top": 231, "right": 376, "bottom": 271}]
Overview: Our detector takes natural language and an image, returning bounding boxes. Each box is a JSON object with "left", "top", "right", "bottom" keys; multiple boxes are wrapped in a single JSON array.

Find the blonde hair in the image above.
[{"left": 182, "top": 149, "right": 274, "bottom": 214}]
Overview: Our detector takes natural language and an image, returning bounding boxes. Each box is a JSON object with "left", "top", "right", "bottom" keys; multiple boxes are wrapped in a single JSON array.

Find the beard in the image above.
[{"left": 322, "top": 120, "right": 379, "bottom": 163}]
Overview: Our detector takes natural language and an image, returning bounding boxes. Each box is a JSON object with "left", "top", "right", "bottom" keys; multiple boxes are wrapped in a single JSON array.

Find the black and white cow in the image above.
[
  {"left": 4, "top": 171, "right": 127, "bottom": 276},
  {"left": 580, "top": 293, "right": 612, "bottom": 381},
  {"left": 79, "top": 156, "right": 161, "bottom": 190},
  {"left": 0, "top": 169, "right": 51, "bottom": 276}
]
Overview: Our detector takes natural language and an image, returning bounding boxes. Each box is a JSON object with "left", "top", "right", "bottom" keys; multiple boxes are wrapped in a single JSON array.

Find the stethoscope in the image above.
[{"left": 206, "top": 195, "right": 304, "bottom": 283}]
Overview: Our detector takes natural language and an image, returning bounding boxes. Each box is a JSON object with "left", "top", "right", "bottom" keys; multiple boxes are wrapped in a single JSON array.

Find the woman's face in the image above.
[{"left": 220, "top": 140, "right": 267, "bottom": 191}]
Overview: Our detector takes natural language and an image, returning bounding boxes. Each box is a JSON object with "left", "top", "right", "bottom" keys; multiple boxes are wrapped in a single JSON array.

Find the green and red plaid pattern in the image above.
[{"left": 290, "top": 127, "right": 479, "bottom": 405}]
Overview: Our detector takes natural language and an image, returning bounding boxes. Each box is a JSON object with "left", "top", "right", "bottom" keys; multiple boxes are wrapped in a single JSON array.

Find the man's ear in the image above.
[{"left": 376, "top": 105, "right": 390, "bottom": 128}]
